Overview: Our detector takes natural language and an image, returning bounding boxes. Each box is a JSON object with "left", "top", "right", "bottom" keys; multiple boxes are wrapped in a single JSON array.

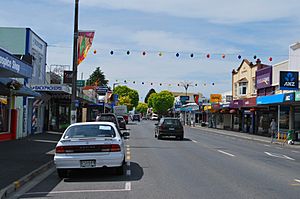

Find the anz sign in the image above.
[{"left": 280, "top": 71, "right": 299, "bottom": 90}]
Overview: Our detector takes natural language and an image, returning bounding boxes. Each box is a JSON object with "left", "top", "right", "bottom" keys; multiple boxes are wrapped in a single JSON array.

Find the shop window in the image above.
[{"left": 0, "top": 102, "right": 9, "bottom": 133}]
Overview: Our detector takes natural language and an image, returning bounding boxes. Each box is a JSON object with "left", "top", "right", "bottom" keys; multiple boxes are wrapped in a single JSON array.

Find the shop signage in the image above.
[
  {"left": 0, "top": 48, "right": 32, "bottom": 78},
  {"left": 243, "top": 97, "right": 256, "bottom": 107},
  {"left": 295, "top": 92, "right": 300, "bottom": 101},
  {"left": 63, "top": 71, "right": 73, "bottom": 84},
  {"left": 230, "top": 100, "right": 243, "bottom": 108},
  {"left": 284, "top": 92, "right": 295, "bottom": 102},
  {"left": 226, "top": 95, "right": 233, "bottom": 102},
  {"left": 256, "top": 66, "right": 272, "bottom": 89},
  {"left": 180, "top": 96, "right": 189, "bottom": 104},
  {"left": 32, "top": 85, "right": 71, "bottom": 94},
  {"left": 210, "top": 94, "right": 222, "bottom": 103},
  {"left": 256, "top": 94, "right": 284, "bottom": 105},
  {"left": 96, "top": 86, "right": 108, "bottom": 95},
  {"left": 221, "top": 103, "right": 230, "bottom": 108},
  {"left": 280, "top": 71, "right": 299, "bottom": 90}
]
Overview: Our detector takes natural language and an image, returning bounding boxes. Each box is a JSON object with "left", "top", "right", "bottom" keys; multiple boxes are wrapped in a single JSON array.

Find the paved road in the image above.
[{"left": 15, "top": 121, "right": 300, "bottom": 199}]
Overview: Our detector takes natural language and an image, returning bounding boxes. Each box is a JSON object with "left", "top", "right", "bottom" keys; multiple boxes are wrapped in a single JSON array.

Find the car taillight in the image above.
[
  {"left": 55, "top": 146, "right": 65, "bottom": 153},
  {"left": 110, "top": 144, "right": 121, "bottom": 152},
  {"left": 159, "top": 124, "right": 165, "bottom": 130}
]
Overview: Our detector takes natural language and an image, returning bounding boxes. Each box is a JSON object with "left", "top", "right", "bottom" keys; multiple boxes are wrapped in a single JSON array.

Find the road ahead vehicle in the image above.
[
  {"left": 117, "top": 115, "right": 126, "bottom": 130},
  {"left": 155, "top": 118, "right": 184, "bottom": 140},
  {"left": 132, "top": 114, "right": 140, "bottom": 122},
  {"left": 96, "top": 113, "right": 120, "bottom": 130},
  {"left": 151, "top": 113, "right": 158, "bottom": 120},
  {"left": 54, "top": 122, "right": 129, "bottom": 178}
]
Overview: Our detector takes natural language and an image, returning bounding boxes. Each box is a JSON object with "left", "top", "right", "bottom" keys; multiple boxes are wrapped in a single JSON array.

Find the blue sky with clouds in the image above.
[{"left": 1, "top": 0, "right": 300, "bottom": 100}]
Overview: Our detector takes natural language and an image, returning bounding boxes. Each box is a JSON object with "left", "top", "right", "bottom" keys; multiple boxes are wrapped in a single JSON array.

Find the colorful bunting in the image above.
[{"left": 77, "top": 31, "right": 95, "bottom": 65}]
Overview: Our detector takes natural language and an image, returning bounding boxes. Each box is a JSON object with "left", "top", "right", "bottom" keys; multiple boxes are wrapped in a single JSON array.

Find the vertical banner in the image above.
[{"left": 77, "top": 31, "right": 95, "bottom": 65}]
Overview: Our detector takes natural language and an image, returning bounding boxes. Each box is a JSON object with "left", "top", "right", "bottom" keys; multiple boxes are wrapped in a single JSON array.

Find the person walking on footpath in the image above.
[{"left": 270, "top": 119, "right": 277, "bottom": 143}]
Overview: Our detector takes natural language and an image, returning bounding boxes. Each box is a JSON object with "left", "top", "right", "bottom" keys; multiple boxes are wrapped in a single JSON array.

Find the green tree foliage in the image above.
[
  {"left": 144, "top": 88, "right": 156, "bottom": 103},
  {"left": 113, "top": 85, "right": 139, "bottom": 110},
  {"left": 136, "top": 102, "right": 148, "bottom": 115},
  {"left": 86, "top": 67, "right": 108, "bottom": 86},
  {"left": 152, "top": 91, "right": 174, "bottom": 116},
  {"left": 118, "top": 96, "right": 132, "bottom": 111},
  {"left": 147, "top": 93, "right": 157, "bottom": 108}
]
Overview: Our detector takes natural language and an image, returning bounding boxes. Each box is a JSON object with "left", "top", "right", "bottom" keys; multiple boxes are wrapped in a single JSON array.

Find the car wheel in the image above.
[
  {"left": 180, "top": 135, "right": 184, "bottom": 140},
  {"left": 115, "top": 165, "right": 124, "bottom": 175},
  {"left": 157, "top": 134, "right": 162, "bottom": 140},
  {"left": 154, "top": 133, "right": 157, "bottom": 138},
  {"left": 57, "top": 169, "right": 67, "bottom": 179}
]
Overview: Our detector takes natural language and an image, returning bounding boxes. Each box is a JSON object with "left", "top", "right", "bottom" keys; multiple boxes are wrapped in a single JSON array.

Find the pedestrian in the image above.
[
  {"left": 270, "top": 119, "right": 277, "bottom": 143},
  {"left": 96, "top": 112, "right": 101, "bottom": 121}
]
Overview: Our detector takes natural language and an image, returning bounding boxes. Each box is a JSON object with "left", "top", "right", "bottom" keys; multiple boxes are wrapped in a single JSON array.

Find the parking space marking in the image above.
[
  {"left": 217, "top": 150, "right": 235, "bottom": 157},
  {"left": 264, "top": 144, "right": 270, "bottom": 147},
  {"left": 46, "top": 149, "right": 55, "bottom": 155},
  {"left": 126, "top": 170, "right": 131, "bottom": 176},
  {"left": 192, "top": 140, "right": 198, "bottom": 143},
  {"left": 125, "top": 182, "right": 131, "bottom": 191}
]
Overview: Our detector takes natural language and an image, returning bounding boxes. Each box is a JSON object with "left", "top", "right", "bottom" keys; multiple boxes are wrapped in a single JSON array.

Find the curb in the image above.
[
  {"left": 189, "top": 126, "right": 300, "bottom": 148},
  {"left": 0, "top": 161, "right": 54, "bottom": 199}
]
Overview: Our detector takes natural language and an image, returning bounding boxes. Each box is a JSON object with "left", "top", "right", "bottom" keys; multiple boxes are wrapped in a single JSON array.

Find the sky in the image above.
[{"left": 1, "top": 0, "right": 300, "bottom": 101}]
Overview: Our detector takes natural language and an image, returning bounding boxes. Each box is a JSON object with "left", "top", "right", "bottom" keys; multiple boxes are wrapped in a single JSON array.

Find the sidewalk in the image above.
[
  {"left": 0, "top": 131, "right": 62, "bottom": 193},
  {"left": 190, "top": 125, "right": 300, "bottom": 149}
]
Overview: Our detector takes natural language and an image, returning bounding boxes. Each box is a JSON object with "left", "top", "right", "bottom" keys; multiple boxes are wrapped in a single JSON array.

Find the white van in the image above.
[{"left": 151, "top": 113, "right": 158, "bottom": 120}]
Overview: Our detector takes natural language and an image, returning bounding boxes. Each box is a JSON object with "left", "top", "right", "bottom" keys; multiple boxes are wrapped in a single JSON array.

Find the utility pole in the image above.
[{"left": 71, "top": 0, "right": 79, "bottom": 124}]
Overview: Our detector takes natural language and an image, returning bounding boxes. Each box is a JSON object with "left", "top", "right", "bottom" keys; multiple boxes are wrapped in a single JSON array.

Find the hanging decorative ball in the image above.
[
  {"left": 93, "top": 50, "right": 97, "bottom": 54},
  {"left": 177, "top": 84, "right": 180, "bottom": 86},
  {"left": 151, "top": 83, "right": 153, "bottom": 85},
  {"left": 204, "top": 83, "right": 206, "bottom": 86},
  {"left": 142, "top": 82, "right": 144, "bottom": 84},
  {"left": 110, "top": 50, "right": 114, "bottom": 55},
  {"left": 238, "top": 55, "right": 241, "bottom": 59},
  {"left": 133, "top": 81, "right": 135, "bottom": 84},
  {"left": 176, "top": 53, "right": 180, "bottom": 57},
  {"left": 222, "top": 54, "right": 225, "bottom": 59},
  {"left": 127, "top": 50, "right": 130, "bottom": 55},
  {"left": 116, "top": 79, "right": 118, "bottom": 82},
  {"left": 257, "top": 58, "right": 261, "bottom": 62},
  {"left": 190, "top": 53, "right": 194, "bottom": 58},
  {"left": 253, "top": 55, "right": 257, "bottom": 59},
  {"left": 142, "top": 51, "right": 146, "bottom": 56},
  {"left": 212, "top": 83, "right": 215, "bottom": 86},
  {"left": 206, "top": 54, "right": 210, "bottom": 58},
  {"left": 269, "top": 57, "right": 273, "bottom": 62},
  {"left": 159, "top": 52, "right": 163, "bottom": 56},
  {"left": 160, "top": 83, "right": 162, "bottom": 86},
  {"left": 195, "top": 84, "right": 198, "bottom": 86},
  {"left": 124, "top": 80, "right": 127, "bottom": 83}
]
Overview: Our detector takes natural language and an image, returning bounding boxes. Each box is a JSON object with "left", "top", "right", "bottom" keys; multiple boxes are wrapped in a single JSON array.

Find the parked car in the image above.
[
  {"left": 54, "top": 122, "right": 129, "bottom": 178},
  {"left": 132, "top": 114, "right": 140, "bottom": 122},
  {"left": 151, "top": 113, "right": 158, "bottom": 120},
  {"left": 123, "top": 114, "right": 129, "bottom": 124},
  {"left": 117, "top": 115, "right": 126, "bottom": 130},
  {"left": 96, "top": 113, "right": 120, "bottom": 130},
  {"left": 155, "top": 117, "right": 184, "bottom": 140}
]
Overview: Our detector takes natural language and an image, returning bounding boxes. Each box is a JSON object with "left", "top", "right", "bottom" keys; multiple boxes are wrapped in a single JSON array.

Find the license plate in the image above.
[
  {"left": 169, "top": 128, "right": 175, "bottom": 131},
  {"left": 80, "top": 160, "right": 96, "bottom": 168}
]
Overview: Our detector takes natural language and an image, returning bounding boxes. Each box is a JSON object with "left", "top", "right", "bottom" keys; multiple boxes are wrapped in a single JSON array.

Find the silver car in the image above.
[{"left": 54, "top": 122, "right": 128, "bottom": 178}]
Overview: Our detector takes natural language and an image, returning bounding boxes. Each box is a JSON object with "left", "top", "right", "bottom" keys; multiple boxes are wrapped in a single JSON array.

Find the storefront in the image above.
[
  {"left": 230, "top": 100, "right": 243, "bottom": 131},
  {"left": 242, "top": 97, "right": 256, "bottom": 134},
  {"left": 0, "top": 48, "right": 35, "bottom": 141}
]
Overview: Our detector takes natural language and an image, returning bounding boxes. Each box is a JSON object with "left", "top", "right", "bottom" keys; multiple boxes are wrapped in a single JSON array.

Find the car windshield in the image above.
[{"left": 63, "top": 124, "right": 116, "bottom": 138}]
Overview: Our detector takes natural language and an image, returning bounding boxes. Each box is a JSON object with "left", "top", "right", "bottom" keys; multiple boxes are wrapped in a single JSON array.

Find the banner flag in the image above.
[{"left": 77, "top": 31, "right": 95, "bottom": 65}]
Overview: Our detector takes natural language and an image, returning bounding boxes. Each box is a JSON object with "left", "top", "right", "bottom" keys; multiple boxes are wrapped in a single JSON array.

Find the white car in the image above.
[
  {"left": 54, "top": 122, "right": 129, "bottom": 178},
  {"left": 151, "top": 113, "right": 158, "bottom": 120}
]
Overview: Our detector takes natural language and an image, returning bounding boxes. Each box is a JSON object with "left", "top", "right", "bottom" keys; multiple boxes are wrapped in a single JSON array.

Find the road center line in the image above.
[
  {"left": 23, "top": 188, "right": 130, "bottom": 195},
  {"left": 295, "top": 179, "right": 300, "bottom": 183},
  {"left": 217, "top": 150, "right": 235, "bottom": 157},
  {"left": 125, "top": 182, "right": 131, "bottom": 190},
  {"left": 264, "top": 152, "right": 295, "bottom": 161}
]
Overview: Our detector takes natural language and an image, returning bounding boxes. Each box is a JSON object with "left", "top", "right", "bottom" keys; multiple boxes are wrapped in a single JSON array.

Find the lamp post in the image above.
[
  {"left": 180, "top": 81, "right": 193, "bottom": 125},
  {"left": 71, "top": 0, "right": 79, "bottom": 124}
]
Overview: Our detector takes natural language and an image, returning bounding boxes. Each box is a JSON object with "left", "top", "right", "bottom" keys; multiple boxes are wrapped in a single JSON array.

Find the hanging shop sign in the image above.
[
  {"left": 295, "top": 91, "right": 300, "bottom": 101},
  {"left": 283, "top": 92, "right": 295, "bottom": 102},
  {"left": 229, "top": 100, "right": 243, "bottom": 108},
  {"left": 32, "top": 85, "right": 72, "bottom": 94},
  {"left": 225, "top": 95, "right": 233, "bottom": 102},
  {"left": 243, "top": 97, "right": 256, "bottom": 107},
  {"left": 63, "top": 71, "right": 73, "bottom": 84},
  {"left": 210, "top": 94, "right": 222, "bottom": 103},
  {"left": 256, "top": 66, "right": 272, "bottom": 89},
  {"left": 76, "top": 80, "right": 85, "bottom": 87},
  {"left": 280, "top": 71, "right": 299, "bottom": 90}
]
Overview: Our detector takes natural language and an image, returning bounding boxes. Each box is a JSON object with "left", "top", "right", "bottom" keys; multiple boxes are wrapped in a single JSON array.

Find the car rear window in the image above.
[
  {"left": 98, "top": 115, "right": 117, "bottom": 123},
  {"left": 163, "top": 119, "right": 181, "bottom": 126},
  {"left": 64, "top": 124, "right": 116, "bottom": 138}
]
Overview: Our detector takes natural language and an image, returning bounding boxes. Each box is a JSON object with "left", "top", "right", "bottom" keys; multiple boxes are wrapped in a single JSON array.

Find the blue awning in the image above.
[
  {"left": 256, "top": 94, "right": 285, "bottom": 105},
  {"left": 0, "top": 78, "right": 40, "bottom": 97},
  {"left": 0, "top": 48, "right": 33, "bottom": 78}
]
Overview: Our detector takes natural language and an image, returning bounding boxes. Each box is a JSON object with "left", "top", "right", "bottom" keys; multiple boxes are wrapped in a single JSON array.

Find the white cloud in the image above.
[{"left": 61, "top": 0, "right": 300, "bottom": 24}]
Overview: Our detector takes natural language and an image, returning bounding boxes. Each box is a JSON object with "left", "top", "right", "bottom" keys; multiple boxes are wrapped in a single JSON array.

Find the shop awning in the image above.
[{"left": 0, "top": 78, "right": 41, "bottom": 97}]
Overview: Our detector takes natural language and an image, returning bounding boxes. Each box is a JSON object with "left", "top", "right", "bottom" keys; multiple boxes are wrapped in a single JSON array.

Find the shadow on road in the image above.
[{"left": 157, "top": 138, "right": 192, "bottom": 142}]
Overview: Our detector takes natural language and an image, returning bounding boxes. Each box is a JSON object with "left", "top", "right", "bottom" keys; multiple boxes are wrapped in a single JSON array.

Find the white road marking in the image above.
[
  {"left": 291, "top": 150, "right": 300, "bottom": 153},
  {"left": 264, "top": 144, "right": 270, "bottom": 147},
  {"left": 126, "top": 151, "right": 131, "bottom": 155},
  {"left": 23, "top": 188, "right": 130, "bottom": 195},
  {"left": 46, "top": 132, "right": 62, "bottom": 135},
  {"left": 33, "top": 139, "right": 58, "bottom": 144},
  {"left": 264, "top": 152, "right": 295, "bottom": 161},
  {"left": 125, "top": 182, "right": 131, "bottom": 191},
  {"left": 192, "top": 140, "right": 198, "bottom": 143},
  {"left": 46, "top": 149, "right": 55, "bottom": 155},
  {"left": 126, "top": 148, "right": 130, "bottom": 151},
  {"left": 126, "top": 145, "right": 130, "bottom": 148},
  {"left": 295, "top": 179, "right": 300, "bottom": 183},
  {"left": 275, "top": 147, "right": 283, "bottom": 150},
  {"left": 126, "top": 161, "right": 130, "bottom": 167},
  {"left": 217, "top": 150, "right": 235, "bottom": 157},
  {"left": 126, "top": 170, "right": 131, "bottom": 176}
]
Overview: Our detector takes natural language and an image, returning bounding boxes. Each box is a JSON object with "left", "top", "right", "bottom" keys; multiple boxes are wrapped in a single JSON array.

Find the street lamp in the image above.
[{"left": 180, "top": 81, "right": 193, "bottom": 125}]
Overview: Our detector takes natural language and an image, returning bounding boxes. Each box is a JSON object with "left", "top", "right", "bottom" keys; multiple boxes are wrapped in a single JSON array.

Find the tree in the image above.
[
  {"left": 144, "top": 88, "right": 156, "bottom": 103},
  {"left": 86, "top": 67, "right": 108, "bottom": 86},
  {"left": 113, "top": 85, "right": 139, "bottom": 111},
  {"left": 118, "top": 96, "right": 133, "bottom": 111},
  {"left": 152, "top": 91, "right": 174, "bottom": 116},
  {"left": 136, "top": 102, "right": 148, "bottom": 115},
  {"left": 147, "top": 93, "right": 157, "bottom": 108}
]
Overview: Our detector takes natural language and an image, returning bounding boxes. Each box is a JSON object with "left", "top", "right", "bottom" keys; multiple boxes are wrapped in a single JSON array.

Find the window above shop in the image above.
[{"left": 239, "top": 82, "right": 248, "bottom": 96}]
